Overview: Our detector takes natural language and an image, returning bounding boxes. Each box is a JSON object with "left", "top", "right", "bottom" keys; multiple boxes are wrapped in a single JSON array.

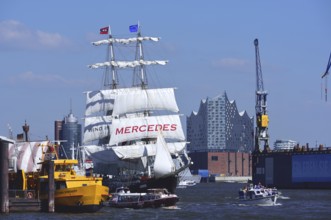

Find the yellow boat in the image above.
[{"left": 38, "top": 158, "right": 109, "bottom": 212}]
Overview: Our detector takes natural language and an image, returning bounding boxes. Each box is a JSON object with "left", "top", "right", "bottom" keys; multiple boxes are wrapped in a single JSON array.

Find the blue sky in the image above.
[{"left": 1, "top": 0, "right": 330, "bottom": 148}]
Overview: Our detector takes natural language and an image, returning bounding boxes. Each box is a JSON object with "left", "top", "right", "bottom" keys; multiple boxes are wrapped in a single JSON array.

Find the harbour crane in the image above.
[
  {"left": 321, "top": 52, "right": 331, "bottom": 102},
  {"left": 254, "top": 39, "right": 270, "bottom": 152}
]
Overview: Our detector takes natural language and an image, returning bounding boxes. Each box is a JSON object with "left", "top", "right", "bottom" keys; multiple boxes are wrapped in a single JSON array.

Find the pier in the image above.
[{"left": 0, "top": 137, "right": 54, "bottom": 213}]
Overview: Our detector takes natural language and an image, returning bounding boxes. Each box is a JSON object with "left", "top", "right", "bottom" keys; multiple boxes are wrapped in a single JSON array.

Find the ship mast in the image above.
[
  {"left": 133, "top": 24, "right": 148, "bottom": 89},
  {"left": 104, "top": 27, "right": 118, "bottom": 89}
]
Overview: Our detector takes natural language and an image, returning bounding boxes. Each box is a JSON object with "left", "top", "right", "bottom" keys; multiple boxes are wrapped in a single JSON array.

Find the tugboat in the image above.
[{"left": 38, "top": 145, "right": 109, "bottom": 212}]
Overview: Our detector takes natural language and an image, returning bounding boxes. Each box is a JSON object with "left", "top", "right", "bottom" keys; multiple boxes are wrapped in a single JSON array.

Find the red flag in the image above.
[{"left": 100, "top": 27, "right": 109, "bottom": 34}]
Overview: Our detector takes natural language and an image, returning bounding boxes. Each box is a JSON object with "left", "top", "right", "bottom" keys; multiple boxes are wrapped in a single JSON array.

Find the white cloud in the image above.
[
  {"left": 211, "top": 57, "right": 253, "bottom": 74},
  {"left": 212, "top": 58, "right": 249, "bottom": 68},
  {"left": 0, "top": 20, "right": 69, "bottom": 50}
]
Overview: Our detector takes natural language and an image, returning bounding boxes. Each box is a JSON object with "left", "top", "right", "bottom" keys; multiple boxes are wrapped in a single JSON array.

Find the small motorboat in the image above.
[
  {"left": 143, "top": 188, "right": 179, "bottom": 208},
  {"left": 178, "top": 179, "right": 197, "bottom": 187},
  {"left": 108, "top": 187, "right": 179, "bottom": 208},
  {"left": 238, "top": 184, "right": 278, "bottom": 205}
]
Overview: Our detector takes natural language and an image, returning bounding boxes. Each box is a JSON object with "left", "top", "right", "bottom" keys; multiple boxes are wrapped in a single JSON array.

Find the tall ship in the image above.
[
  {"left": 252, "top": 39, "right": 331, "bottom": 189},
  {"left": 83, "top": 24, "right": 191, "bottom": 193}
]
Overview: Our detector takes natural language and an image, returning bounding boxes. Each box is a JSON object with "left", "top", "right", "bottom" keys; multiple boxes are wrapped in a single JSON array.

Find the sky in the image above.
[{"left": 0, "top": 0, "right": 330, "bottom": 148}]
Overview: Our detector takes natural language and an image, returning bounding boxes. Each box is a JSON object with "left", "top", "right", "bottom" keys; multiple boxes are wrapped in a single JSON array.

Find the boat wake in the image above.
[
  {"left": 257, "top": 202, "right": 282, "bottom": 207},
  {"left": 162, "top": 206, "right": 180, "bottom": 210}
]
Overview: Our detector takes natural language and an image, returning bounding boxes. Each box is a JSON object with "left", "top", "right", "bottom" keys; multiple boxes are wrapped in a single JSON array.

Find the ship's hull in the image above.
[
  {"left": 252, "top": 149, "right": 331, "bottom": 189},
  {"left": 41, "top": 185, "right": 109, "bottom": 212}
]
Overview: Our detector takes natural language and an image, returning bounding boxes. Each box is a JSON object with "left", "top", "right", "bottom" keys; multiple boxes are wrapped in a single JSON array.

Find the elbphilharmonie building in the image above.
[{"left": 187, "top": 91, "right": 254, "bottom": 153}]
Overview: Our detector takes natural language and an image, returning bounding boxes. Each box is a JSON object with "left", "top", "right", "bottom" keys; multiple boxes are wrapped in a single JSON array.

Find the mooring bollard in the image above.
[
  {"left": 0, "top": 137, "right": 14, "bottom": 213},
  {"left": 48, "top": 160, "right": 55, "bottom": 213}
]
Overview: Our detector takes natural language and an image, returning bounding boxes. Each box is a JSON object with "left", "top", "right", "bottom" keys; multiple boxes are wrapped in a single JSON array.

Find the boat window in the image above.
[{"left": 55, "top": 181, "right": 67, "bottom": 190}]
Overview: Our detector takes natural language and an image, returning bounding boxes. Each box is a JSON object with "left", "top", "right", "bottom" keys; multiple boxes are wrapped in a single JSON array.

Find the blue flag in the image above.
[{"left": 129, "top": 24, "right": 138, "bottom": 32}]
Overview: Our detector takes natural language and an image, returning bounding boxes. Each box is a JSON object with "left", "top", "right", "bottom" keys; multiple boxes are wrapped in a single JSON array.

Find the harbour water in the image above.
[{"left": 1, "top": 182, "right": 331, "bottom": 220}]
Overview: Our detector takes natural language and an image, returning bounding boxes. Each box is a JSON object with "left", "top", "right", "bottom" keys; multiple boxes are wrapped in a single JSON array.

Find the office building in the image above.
[{"left": 54, "top": 111, "right": 82, "bottom": 159}]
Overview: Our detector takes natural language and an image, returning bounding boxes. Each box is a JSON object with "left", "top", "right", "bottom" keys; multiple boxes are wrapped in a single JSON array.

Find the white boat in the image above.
[
  {"left": 238, "top": 184, "right": 278, "bottom": 205},
  {"left": 83, "top": 24, "right": 192, "bottom": 193},
  {"left": 178, "top": 180, "right": 197, "bottom": 187},
  {"left": 177, "top": 167, "right": 200, "bottom": 188}
]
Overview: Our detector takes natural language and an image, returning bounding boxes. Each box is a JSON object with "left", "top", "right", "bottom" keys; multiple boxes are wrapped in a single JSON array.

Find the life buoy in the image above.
[{"left": 27, "top": 192, "right": 33, "bottom": 199}]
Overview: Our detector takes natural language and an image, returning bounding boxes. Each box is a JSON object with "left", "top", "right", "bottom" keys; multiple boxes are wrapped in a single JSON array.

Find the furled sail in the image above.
[
  {"left": 83, "top": 116, "right": 112, "bottom": 143},
  {"left": 92, "top": 36, "right": 160, "bottom": 46},
  {"left": 88, "top": 60, "right": 168, "bottom": 69},
  {"left": 153, "top": 135, "right": 176, "bottom": 178},
  {"left": 112, "top": 141, "right": 186, "bottom": 159},
  {"left": 112, "top": 88, "right": 179, "bottom": 116},
  {"left": 109, "top": 115, "right": 185, "bottom": 146}
]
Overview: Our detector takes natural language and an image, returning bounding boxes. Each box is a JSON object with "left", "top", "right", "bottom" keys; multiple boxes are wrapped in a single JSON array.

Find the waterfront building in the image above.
[
  {"left": 187, "top": 91, "right": 254, "bottom": 152},
  {"left": 187, "top": 91, "right": 254, "bottom": 177},
  {"left": 273, "top": 139, "right": 298, "bottom": 151},
  {"left": 54, "top": 111, "right": 82, "bottom": 159}
]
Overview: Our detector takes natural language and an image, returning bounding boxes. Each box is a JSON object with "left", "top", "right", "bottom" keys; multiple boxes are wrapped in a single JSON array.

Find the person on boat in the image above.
[{"left": 258, "top": 182, "right": 263, "bottom": 189}]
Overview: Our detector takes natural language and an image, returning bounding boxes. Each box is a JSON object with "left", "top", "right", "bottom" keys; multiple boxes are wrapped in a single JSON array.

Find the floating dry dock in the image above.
[{"left": 252, "top": 145, "right": 331, "bottom": 189}]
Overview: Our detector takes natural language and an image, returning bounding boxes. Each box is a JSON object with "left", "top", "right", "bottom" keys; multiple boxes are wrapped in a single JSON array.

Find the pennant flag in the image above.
[
  {"left": 129, "top": 24, "right": 138, "bottom": 33},
  {"left": 100, "top": 27, "right": 109, "bottom": 34}
]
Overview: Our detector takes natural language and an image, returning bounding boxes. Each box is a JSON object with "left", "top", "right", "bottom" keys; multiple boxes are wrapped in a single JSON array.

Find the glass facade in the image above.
[
  {"left": 187, "top": 91, "right": 254, "bottom": 153},
  {"left": 59, "top": 112, "right": 82, "bottom": 159}
]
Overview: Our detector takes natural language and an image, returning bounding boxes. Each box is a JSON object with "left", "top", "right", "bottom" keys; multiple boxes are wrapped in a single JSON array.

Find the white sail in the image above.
[
  {"left": 153, "top": 135, "right": 176, "bottom": 178},
  {"left": 109, "top": 115, "right": 185, "bottom": 146},
  {"left": 84, "top": 144, "right": 120, "bottom": 163},
  {"left": 85, "top": 88, "right": 137, "bottom": 116},
  {"left": 8, "top": 141, "right": 49, "bottom": 172},
  {"left": 112, "top": 88, "right": 179, "bottom": 116},
  {"left": 85, "top": 90, "right": 115, "bottom": 116},
  {"left": 92, "top": 36, "right": 160, "bottom": 46},
  {"left": 88, "top": 60, "right": 168, "bottom": 69},
  {"left": 112, "top": 141, "right": 186, "bottom": 160},
  {"left": 83, "top": 116, "right": 112, "bottom": 143}
]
